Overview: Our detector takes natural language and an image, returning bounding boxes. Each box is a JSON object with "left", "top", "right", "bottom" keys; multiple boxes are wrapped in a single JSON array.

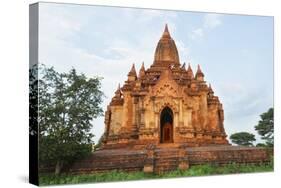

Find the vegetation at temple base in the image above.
[
  {"left": 255, "top": 108, "right": 274, "bottom": 147},
  {"left": 37, "top": 64, "right": 104, "bottom": 175},
  {"left": 230, "top": 132, "right": 256, "bottom": 146},
  {"left": 39, "top": 160, "right": 273, "bottom": 186}
]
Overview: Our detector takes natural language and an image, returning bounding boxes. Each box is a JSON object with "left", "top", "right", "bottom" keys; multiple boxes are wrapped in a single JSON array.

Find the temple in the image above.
[
  {"left": 70, "top": 25, "right": 271, "bottom": 174},
  {"left": 102, "top": 24, "right": 229, "bottom": 148}
]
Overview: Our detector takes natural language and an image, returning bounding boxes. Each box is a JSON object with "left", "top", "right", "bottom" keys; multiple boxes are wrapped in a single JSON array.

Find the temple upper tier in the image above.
[{"left": 153, "top": 24, "right": 180, "bottom": 67}]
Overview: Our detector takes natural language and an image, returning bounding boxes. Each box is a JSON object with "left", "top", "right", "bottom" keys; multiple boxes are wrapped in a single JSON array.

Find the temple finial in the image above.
[
  {"left": 127, "top": 63, "right": 137, "bottom": 81},
  {"left": 165, "top": 24, "right": 168, "bottom": 32},
  {"left": 128, "top": 63, "right": 137, "bottom": 76},
  {"left": 187, "top": 63, "right": 194, "bottom": 78},
  {"left": 114, "top": 83, "right": 122, "bottom": 97},
  {"left": 162, "top": 24, "right": 171, "bottom": 38},
  {"left": 181, "top": 62, "right": 186, "bottom": 70},
  {"left": 139, "top": 62, "right": 146, "bottom": 78},
  {"left": 195, "top": 64, "right": 204, "bottom": 81}
]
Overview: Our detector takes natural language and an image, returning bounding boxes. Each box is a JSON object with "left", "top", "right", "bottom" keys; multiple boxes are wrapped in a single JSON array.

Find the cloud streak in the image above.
[
  {"left": 191, "top": 13, "right": 222, "bottom": 39},
  {"left": 204, "top": 14, "right": 222, "bottom": 29}
]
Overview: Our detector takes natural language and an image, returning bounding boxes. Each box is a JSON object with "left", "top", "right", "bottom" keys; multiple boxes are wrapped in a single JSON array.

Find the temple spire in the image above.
[
  {"left": 181, "top": 62, "right": 186, "bottom": 70},
  {"left": 162, "top": 24, "right": 171, "bottom": 39},
  {"left": 127, "top": 63, "right": 137, "bottom": 81},
  {"left": 195, "top": 64, "right": 204, "bottom": 81},
  {"left": 128, "top": 63, "right": 137, "bottom": 76},
  {"left": 208, "top": 84, "right": 214, "bottom": 97},
  {"left": 187, "top": 63, "right": 194, "bottom": 78},
  {"left": 139, "top": 62, "right": 145, "bottom": 78},
  {"left": 165, "top": 24, "right": 168, "bottom": 31},
  {"left": 154, "top": 24, "right": 180, "bottom": 66},
  {"left": 110, "top": 83, "right": 123, "bottom": 106},
  {"left": 114, "top": 83, "right": 122, "bottom": 98}
]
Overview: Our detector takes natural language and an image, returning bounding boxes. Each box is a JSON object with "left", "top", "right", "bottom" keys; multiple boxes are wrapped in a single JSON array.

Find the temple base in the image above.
[{"left": 69, "top": 145, "right": 272, "bottom": 174}]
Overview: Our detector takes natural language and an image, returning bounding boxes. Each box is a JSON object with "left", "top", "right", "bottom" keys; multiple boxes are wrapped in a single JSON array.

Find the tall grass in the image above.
[{"left": 39, "top": 161, "right": 273, "bottom": 186}]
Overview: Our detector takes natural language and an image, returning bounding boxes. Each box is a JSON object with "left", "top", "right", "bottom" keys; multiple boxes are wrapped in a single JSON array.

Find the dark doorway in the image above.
[{"left": 160, "top": 107, "right": 173, "bottom": 143}]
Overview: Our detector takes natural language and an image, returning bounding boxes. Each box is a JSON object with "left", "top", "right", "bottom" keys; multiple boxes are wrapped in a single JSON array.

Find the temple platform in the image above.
[{"left": 69, "top": 145, "right": 272, "bottom": 174}]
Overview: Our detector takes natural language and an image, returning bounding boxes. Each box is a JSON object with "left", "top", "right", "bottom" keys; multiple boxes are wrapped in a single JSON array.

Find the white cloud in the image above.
[
  {"left": 190, "top": 13, "right": 222, "bottom": 40},
  {"left": 191, "top": 28, "right": 204, "bottom": 39},
  {"left": 203, "top": 14, "right": 222, "bottom": 29}
]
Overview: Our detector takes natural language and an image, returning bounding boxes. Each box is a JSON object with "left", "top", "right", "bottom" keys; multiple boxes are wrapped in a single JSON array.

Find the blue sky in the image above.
[{"left": 39, "top": 3, "right": 273, "bottom": 144}]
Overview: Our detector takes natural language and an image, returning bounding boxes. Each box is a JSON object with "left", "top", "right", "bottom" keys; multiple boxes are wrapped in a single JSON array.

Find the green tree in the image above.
[
  {"left": 256, "top": 143, "right": 267, "bottom": 147},
  {"left": 29, "top": 64, "right": 38, "bottom": 136},
  {"left": 38, "top": 65, "right": 104, "bottom": 174},
  {"left": 255, "top": 108, "right": 274, "bottom": 147},
  {"left": 230, "top": 132, "right": 256, "bottom": 146}
]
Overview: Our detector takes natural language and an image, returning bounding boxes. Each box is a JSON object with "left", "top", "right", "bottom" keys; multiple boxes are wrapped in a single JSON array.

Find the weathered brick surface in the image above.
[
  {"left": 186, "top": 146, "right": 272, "bottom": 165},
  {"left": 68, "top": 146, "right": 272, "bottom": 174},
  {"left": 69, "top": 149, "right": 147, "bottom": 174}
]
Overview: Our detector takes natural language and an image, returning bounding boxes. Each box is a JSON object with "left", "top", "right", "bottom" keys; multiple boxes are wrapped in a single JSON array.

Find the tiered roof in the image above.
[{"left": 111, "top": 24, "right": 219, "bottom": 105}]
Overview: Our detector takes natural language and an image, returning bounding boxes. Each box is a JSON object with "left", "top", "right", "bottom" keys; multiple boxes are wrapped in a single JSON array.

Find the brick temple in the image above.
[
  {"left": 103, "top": 24, "right": 228, "bottom": 148},
  {"left": 70, "top": 25, "right": 271, "bottom": 174}
]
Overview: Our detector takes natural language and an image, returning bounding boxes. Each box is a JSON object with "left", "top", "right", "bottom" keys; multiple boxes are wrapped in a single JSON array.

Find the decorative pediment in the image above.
[
  {"left": 154, "top": 96, "right": 179, "bottom": 113},
  {"left": 151, "top": 69, "right": 183, "bottom": 98},
  {"left": 155, "top": 84, "right": 178, "bottom": 97}
]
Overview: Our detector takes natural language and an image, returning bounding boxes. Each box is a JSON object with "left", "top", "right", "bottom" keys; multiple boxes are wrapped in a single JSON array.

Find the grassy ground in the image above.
[{"left": 39, "top": 161, "right": 273, "bottom": 186}]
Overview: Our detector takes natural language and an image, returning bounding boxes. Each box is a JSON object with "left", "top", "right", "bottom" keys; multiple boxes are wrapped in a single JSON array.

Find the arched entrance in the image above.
[{"left": 160, "top": 107, "right": 173, "bottom": 143}]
